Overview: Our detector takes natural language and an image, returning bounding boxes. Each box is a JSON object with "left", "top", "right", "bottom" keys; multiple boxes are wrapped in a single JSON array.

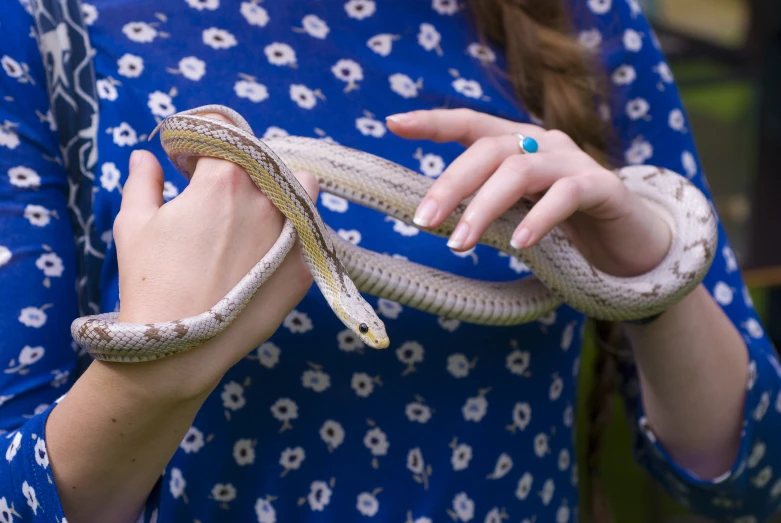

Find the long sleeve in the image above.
[
  {"left": 589, "top": 2, "right": 781, "bottom": 521},
  {"left": 1, "top": 2, "right": 83, "bottom": 520}
]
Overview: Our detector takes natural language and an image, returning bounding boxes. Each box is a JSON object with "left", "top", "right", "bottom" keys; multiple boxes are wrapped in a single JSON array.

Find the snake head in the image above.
[
  {"left": 339, "top": 301, "right": 389, "bottom": 349},
  {"left": 357, "top": 318, "right": 389, "bottom": 350}
]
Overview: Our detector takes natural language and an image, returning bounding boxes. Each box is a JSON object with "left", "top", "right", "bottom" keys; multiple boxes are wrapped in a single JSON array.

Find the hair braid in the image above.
[
  {"left": 467, "top": 0, "right": 611, "bottom": 163},
  {"left": 467, "top": 1, "right": 623, "bottom": 521}
]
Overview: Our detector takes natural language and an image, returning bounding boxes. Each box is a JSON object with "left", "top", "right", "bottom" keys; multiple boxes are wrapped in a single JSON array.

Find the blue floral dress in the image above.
[{"left": 2, "top": 0, "right": 780, "bottom": 522}]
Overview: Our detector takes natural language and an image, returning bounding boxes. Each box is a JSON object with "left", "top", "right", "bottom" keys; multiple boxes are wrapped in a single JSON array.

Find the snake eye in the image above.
[{"left": 359, "top": 323, "right": 369, "bottom": 334}]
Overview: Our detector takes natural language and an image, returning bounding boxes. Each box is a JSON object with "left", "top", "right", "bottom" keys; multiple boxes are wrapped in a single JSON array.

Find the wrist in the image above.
[
  {"left": 617, "top": 195, "right": 673, "bottom": 276},
  {"left": 88, "top": 346, "right": 223, "bottom": 403}
]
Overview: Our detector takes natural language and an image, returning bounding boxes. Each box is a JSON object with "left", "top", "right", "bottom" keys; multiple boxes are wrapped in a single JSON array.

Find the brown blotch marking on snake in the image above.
[
  {"left": 672, "top": 260, "right": 697, "bottom": 282},
  {"left": 675, "top": 180, "right": 686, "bottom": 202},
  {"left": 172, "top": 320, "right": 189, "bottom": 338},
  {"left": 638, "top": 284, "right": 662, "bottom": 298},
  {"left": 671, "top": 239, "right": 713, "bottom": 282},
  {"left": 212, "top": 311, "right": 225, "bottom": 324},
  {"left": 688, "top": 238, "right": 713, "bottom": 263},
  {"left": 582, "top": 290, "right": 613, "bottom": 308},
  {"left": 143, "top": 325, "right": 163, "bottom": 341},
  {"left": 78, "top": 318, "right": 112, "bottom": 343},
  {"left": 93, "top": 324, "right": 112, "bottom": 343}
]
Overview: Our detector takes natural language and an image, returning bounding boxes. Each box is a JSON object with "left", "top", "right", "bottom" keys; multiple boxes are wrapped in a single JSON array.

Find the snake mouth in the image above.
[
  {"left": 371, "top": 335, "right": 390, "bottom": 350},
  {"left": 358, "top": 328, "right": 389, "bottom": 350}
]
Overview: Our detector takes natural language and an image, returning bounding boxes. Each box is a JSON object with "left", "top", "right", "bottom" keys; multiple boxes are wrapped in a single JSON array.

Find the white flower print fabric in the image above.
[{"left": 1, "top": 1, "right": 780, "bottom": 522}]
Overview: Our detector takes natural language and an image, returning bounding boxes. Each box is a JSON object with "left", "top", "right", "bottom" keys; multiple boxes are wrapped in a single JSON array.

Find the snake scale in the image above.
[{"left": 71, "top": 105, "right": 718, "bottom": 362}]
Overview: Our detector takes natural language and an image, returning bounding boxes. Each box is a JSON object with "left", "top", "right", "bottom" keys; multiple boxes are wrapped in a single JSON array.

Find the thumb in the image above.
[
  {"left": 293, "top": 170, "right": 319, "bottom": 203},
  {"left": 120, "top": 149, "right": 165, "bottom": 217}
]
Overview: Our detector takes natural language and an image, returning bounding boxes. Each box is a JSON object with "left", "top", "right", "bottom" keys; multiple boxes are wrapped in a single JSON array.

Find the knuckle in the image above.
[
  {"left": 214, "top": 166, "right": 248, "bottom": 190},
  {"left": 112, "top": 211, "right": 135, "bottom": 241},
  {"left": 449, "top": 108, "right": 478, "bottom": 141},
  {"left": 503, "top": 153, "right": 531, "bottom": 174},
  {"left": 601, "top": 169, "right": 624, "bottom": 187},
  {"left": 598, "top": 171, "right": 627, "bottom": 197},
  {"left": 473, "top": 136, "right": 500, "bottom": 156},
  {"left": 254, "top": 194, "right": 283, "bottom": 223},
  {"left": 424, "top": 182, "right": 449, "bottom": 205},
  {"left": 200, "top": 158, "right": 249, "bottom": 192},
  {"left": 284, "top": 252, "right": 314, "bottom": 292},
  {"left": 544, "top": 129, "right": 573, "bottom": 145},
  {"left": 293, "top": 171, "right": 320, "bottom": 201},
  {"left": 584, "top": 170, "right": 612, "bottom": 189},
  {"left": 452, "top": 107, "right": 476, "bottom": 121},
  {"left": 432, "top": 170, "right": 468, "bottom": 200},
  {"left": 295, "top": 259, "right": 315, "bottom": 289},
  {"left": 555, "top": 177, "right": 581, "bottom": 199}
]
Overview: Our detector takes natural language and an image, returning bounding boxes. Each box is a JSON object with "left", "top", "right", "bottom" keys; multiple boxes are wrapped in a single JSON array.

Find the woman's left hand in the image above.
[{"left": 387, "top": 108, "right": 672, "bottom": 278}]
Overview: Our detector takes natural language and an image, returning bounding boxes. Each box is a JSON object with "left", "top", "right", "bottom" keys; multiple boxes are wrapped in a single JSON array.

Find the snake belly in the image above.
[{"left": 71, "top": 104, "right": 718, "bottom": 362}]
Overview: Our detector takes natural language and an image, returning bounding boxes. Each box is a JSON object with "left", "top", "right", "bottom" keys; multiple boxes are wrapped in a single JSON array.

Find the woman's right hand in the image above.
[
  {"left": 109, "top": 113, "right": 318, "bottom": 398},
  {"left": 46, "top": 113, "right": 319, "bottom": 523}
]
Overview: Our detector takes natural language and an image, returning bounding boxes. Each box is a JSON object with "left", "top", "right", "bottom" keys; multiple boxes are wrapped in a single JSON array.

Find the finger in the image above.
[
  {"left": 120, "top": 149, "right": 164, "bottom": 217},
  {"left": 510, "top": 175, "right": 611, "bottom": 249},
  {"left": 292, "top": 170, "right": 320, "bottom": 202},
  {"left": 187, "top": 111, "right": 253, "bottom": 187},
  {"left": 414, "top": 141, "right": 585, "bottom": 232},
  {"left": 386, "top": 108, "right": 543, "bottom": 147},
  {"left": 446, "top": 153, "right": 552, "bottom": 251},
  {"left": 413, "top": 135, "right": 521, "bottom": 228}
]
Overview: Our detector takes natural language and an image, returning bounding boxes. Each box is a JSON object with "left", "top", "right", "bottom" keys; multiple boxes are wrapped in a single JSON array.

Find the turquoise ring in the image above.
[{"left": 514, "top": 132, "right": 539, "bottom": 154}]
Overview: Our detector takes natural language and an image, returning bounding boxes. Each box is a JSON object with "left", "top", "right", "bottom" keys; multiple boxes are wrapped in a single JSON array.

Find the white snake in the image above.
[{"left": 71, "top": 105, "right": 718, "bottom": 362}]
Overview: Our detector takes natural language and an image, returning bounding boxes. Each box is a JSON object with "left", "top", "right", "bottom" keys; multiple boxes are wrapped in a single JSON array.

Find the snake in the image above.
[{"left": 71, "top": 104, "right": 718, "bottom": 362}]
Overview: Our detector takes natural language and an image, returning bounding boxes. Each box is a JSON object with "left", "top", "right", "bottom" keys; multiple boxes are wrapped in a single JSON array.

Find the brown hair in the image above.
[{"left": 467, "top": 0, "right": 621, "bottom": 521}]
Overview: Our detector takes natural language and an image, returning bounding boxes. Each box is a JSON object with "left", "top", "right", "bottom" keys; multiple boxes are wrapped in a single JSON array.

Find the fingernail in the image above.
[
  {"left": 447, "top": 222, "right": 470, "bottom": 250},
  {"left": 129, "top": 150, "right": 142, "bottom": 170},
  {"left": 386, "top": 113, "right": 413, "bottom": 125},
  {"left": 511, "top": 228, "right": 532, "bottom": 249},
  {"left": 413, "top": 198, "right": 438, "bottom": 227}
]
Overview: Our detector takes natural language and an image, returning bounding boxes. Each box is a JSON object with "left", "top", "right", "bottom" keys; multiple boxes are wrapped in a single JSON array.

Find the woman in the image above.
[{"left": 1, "top": 0, "right": 778, "bottom": 522}]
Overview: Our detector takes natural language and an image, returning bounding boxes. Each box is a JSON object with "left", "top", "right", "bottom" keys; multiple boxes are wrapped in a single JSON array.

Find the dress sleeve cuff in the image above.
[
  {"left": 3, "top": 400, "right": 67, "bottom": 522},
  {"left": 633, "top": 344, "right": 781, "bottom": 519}
]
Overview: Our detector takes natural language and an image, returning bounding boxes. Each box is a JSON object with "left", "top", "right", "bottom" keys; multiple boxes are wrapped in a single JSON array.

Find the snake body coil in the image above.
[{"left": 71, "top": 105, "right": 718, "bottom": 362}]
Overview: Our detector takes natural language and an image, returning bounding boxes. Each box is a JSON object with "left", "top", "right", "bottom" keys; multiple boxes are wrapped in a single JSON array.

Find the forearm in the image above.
[
  {"left": 625, "top": 284, "right": 748, "bottom": 479},
  {"left": 46, "top": 355, "right": 217, "bottom": 523}
]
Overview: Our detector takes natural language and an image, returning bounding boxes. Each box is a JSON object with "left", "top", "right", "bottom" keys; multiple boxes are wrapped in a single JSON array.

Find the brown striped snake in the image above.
[{"left": 71, "top": 105, "right": 718, "bottom": 362}]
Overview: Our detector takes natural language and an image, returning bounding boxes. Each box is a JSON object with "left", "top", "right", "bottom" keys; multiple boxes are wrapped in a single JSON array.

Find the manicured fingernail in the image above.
[
  {"left": 386, "top": 113, "right": 413, "bottom": 124},
  {"left": 129, "top": 150, "right": 142, "bottom": 169},
  {"left": 511, "top": 228, "right": 532, "bottom": 249},
  {"left": 447, "top": 222, "right": 470, "bottom": 250},
  {"left": 413, "top": 198, "right": 438, "bottom": 227}
]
